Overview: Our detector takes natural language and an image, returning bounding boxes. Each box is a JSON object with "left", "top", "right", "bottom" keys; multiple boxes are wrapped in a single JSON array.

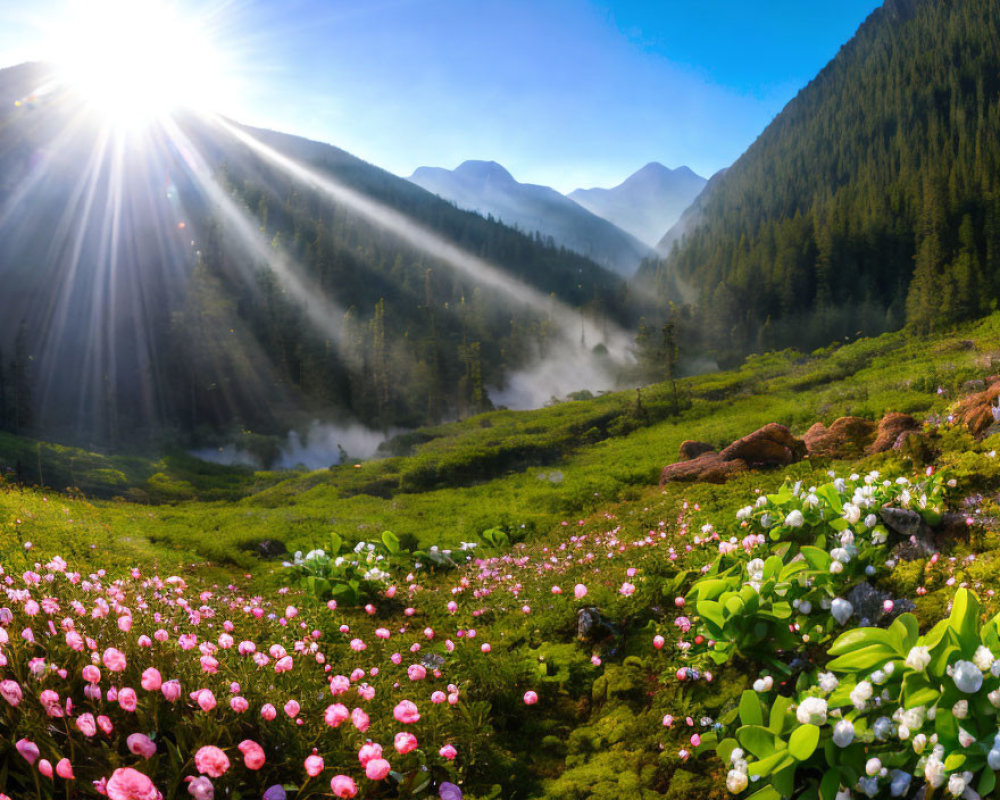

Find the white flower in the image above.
[
  {"left": 988, "top": 749, "right": 1000, "bottom": 770},
  {"left": 747, "top": 558, "right": 765, "bottom": 582},
  {"left": 950, "top": 660, "right": 984, "bottom": 693},
  {"left": 857, "top": 777, "right": 878, "bottom": 798},
  {"left": 953, "top": 699, "right": 969, "bottom": 719},
  {"left": 947, "top": 774, "right": 966, "bottom": 797},
  {"left": 831, "top": 547, "right": 851, "bottom": 564},
  {"left": 834, "top": 478, "right": 846, "bottom": 493},
  {"left": 799, "top": 600, "right": 813, "bottom": 615},
  {"left": 864, "top": 513, "right": 878, "bottom": 528},
  {"left": 897, "top": 724, "right": 910, "bottom": 740},
  {"left": 901, "top": 707, "right": 924, "bottom": 731},
  {"left": 905, "top": 646, "right": 931, "bottom": 672},
  {"left": 804, "top": 493, "right": 820, "bottom": 508},
  {"left": 873, "top": 717, "right": 892, "bottom": 740},
  {"left": 832, "top": 598, "right": 853, "bottom": 625},
  {"left": 796, "top": 696, "right": 828, "bottom": 725},
  {"left": 865, "top": 758, "right": 882, "bottom": 776},
  {"left": 818, "top": 672, "right": 839, "bottom": 693},
  {"left": 830, "top": 561, "right": 844, "bottom": 575},
  {"left": 786, "top": 510, "right": 804, "bottom": 528},
  {"left": 833, "top": 719, "right": 854, "bottom": 747},
  {"left": 989, "top": 689, "right": 1000, "bottom": 707},
  {"left": 726, "top": 770, "right": 748, "bottom": 794},
  {"left": 889, "top": 770, "right": 911, "bottom": 798},
  {"left": 958, "top": 727, "right": 976, "bottom": 747},
  {"left": 753, "top": 676, "right": 773, "bottom": 693},
  {"left": 730, "top": 748, "right": 745, "bottom": 763},
  {"left": 736, "top": 506, "right": 753, "bottom": 521},
  {"left": 755, "top": 495, "right": 768, "bottom": 508},
  {"left": 974, "top": 645, "right": 994, "bottom": 671},
  {"left": 912, "top": 733, "right": 927, "bottom": 754},
  {"left": 760, "top": 514, "right": 773, "bottom": 528},
  {"left": 843, "top": 503, "right": 861, "bottom": 524},
  {"left": 850, "top": 681, "right": 873, "bottom": 710},
  {"left": 924, "top": 754, "right": 945, "bottom": 787}
]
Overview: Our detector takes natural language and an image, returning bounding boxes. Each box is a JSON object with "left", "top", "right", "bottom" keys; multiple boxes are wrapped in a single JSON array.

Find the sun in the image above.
[{"left": 49, "top": 0, "right": 228, "bottom": 128}]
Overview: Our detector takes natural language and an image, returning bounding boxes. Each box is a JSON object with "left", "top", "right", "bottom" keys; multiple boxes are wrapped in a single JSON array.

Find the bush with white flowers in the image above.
[
  {"left": 714, "top": 589, "right": 1000, "bottom": 800},
  {"left": 683, "top": 471, "right": 948, "bottom": 671}
]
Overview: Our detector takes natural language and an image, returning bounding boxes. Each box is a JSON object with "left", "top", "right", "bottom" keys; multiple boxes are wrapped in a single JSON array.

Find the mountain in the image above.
[
  {"left": 569, "top": 162, "right": 706, "bottom": 249},
  {"left": 655, "top": 167, "right": 728, "bottom": 257},
  {"left": 641, "top": 0, "right": 1000, "bottom": 363},
  {"left": 0, "top": 62, "right": 643, "bottom": 448},
  {"left": 407, "top": 160, "right": 653, "bottom": 276}
]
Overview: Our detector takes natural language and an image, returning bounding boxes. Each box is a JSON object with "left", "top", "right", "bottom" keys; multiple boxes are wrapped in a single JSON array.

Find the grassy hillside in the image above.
[{"left": 3, "top": 316, "right": 1000, "bottom": 799}]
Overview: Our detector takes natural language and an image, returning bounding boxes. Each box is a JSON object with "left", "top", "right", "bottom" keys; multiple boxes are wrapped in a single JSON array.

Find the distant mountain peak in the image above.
[{"left": 453, "top": 160, "right": 515, "bottom": 182}]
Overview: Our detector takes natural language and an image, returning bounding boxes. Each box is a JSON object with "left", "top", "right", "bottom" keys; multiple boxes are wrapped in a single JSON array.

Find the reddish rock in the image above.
[
  {"left": 868, "top": 412, "right": 921, "bottom": 454},
  {"left": 659, "top": 453, "right": 747, "bottom": 485},
  {"left": 804, "top": 417, "right": 876, "bottom": 458},
  {"left": 678, "top": 440, "right": 715, "bottom": 461},
  {"left": 952, "top": 383, "right": 1000, "bottom": 437},
  {"left": 718, "top": 423, "right": 806, "bottom": 467}
]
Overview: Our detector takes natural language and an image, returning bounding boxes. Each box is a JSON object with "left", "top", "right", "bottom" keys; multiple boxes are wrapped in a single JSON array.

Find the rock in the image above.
[
  {"left": 577, "top": 607, "right": 618, "bottom": 643},
  {"left": 879, "top": 507, "right": 933, "bottom": 540},
  {"left": 846, "top": 582, "right": 915, "bottom": 626},
  {"left": 659, "top": 452, "right": 747, "bottom": 485},
  {"left": 938, "top": 512, "right": 972, "bottom": 540},
  {"left": 247, "top": 539, "right": 288, "bottom": 558},
  {"left": 803, "top": 416, "right": 876, "bottom": 458},
  {"left": 678, "top": 440, "right": 715, "bottom": 461},
  {"left": 868, "top": 412, "right": 920, "bottom": 454},
  {"left": 952, "top": 381, "right": 1000, "bottom": 437},
  {"left": 718, "top": 423, "right": 806, "bottom": 467}
]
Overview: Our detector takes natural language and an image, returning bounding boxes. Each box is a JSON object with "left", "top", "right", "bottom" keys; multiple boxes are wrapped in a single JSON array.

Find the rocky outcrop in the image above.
[
  {"left": 803, "top": 416, "right": 876, "bottom": 458},
  {"left": 952, "top": 379, "right": 1000, "bottom": 437},
  {"left": 659, "top": 452, "right": 747, "bottom": 485},
  {"left": 718, "top": 423, "right": 806, "bottom": 467},
  {"left": 868, "top": 412, "right": 921, "bottom": 453},
  {"left": 678, "top": 440, "right": 715, "bottom": 461}
]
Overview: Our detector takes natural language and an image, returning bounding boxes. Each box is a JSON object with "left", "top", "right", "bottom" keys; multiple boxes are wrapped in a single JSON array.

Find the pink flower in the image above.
[
  {"left": 358, "top": 742, "right": 382, "bottom": 767},
  {"left": 76, "top": 712, "right": 97, "bottom": 737},
  {"left": 195, "top": 689, "right": 217, "bottom": 712},
  {"left": 393, "top": 700, "right": 420, "bottom": 724},
  {"left": 161, "top": 680, "right": 181, "bottom": 702},
  {"left": 365, "top": 758, "right": 391, "bottom": 781},
  {"left": 230, "top": 696, "right": 249, "bottom": 713},
  {"left": 261, "top": 703, "right": 277, "bottom": 721},
  {"left": 431, "top": 691, "right": 446, "bottom": 704},
  {"left": 330, "top": 775, "right": 358, "bottom": 798},
  {"left": 56, "top": 758, "right": 74, "bottom": 779},
  {"left": 97, "top": 714, "right": 114, "bottom": 735},
  {"left": 284, "top": 699, "right": 300, "bottom": 718},
  {"left": 119, "top": 687, "right": 138, "bottom": 712},
  {"left": 194, "top": 746, "right": 230, "bottom": 778},
  {"left": 653, "top": 635, "right": 665, "bottom": 650},
  {"left": 185, "top": 776, "right": 214, "bottom": 800},
  {"left": 394, "top": 732, "right": 418, "bottom": 754},
  {"left": 304, "top": 753, "right": 324, "bottom": 777},
  {"left": 105, "top": 767, "right": 159, "bottom": 800},
  {"left": 351, "top": 707, "right": 370, "bottom": 732},
  {"left": 330, "top": 674, "right": 350, "bottom": 695},
  {"left": 619, "top": 582, "right": 635, "bottom": 596},
  {"left": 407, "top": 664, "right": 426, "bottom": 681},
  {"left": 102, "top": 647, "right": 127, "bottom": 672},
  {"left": 16, "top": 738, "right": 39, "bottom": 764},
  {"left": 82, "top": 665, "right": 102, "bottom": 684},
  {"left": 274, "top": 656, "right": 293, "bottom": 673},
  {"left": 140, "top": 668, "right": 162, "bottom": 692},
  {"left": 237, "top": 740, "right": 265, "bottom": 770},
  {"left": 325, "top": 703, "right": 349, "bottom": 727},
  {"left": 523, "top": 691, "right": 538, "bottom": 705},
  {"left": 574, "top": 584, "right": 588, "bottom": 599},
  {"left": 439, "top": 744, "right": 457, "bottom": 760},
  {"left": 39, "top": 758, "right": 54, "bottom": 777},
  {"left": 127, "top": 733, "right": 157, "bottom": 759},
  {"left": 0, "top": 680, "right": 22, "bottom": 707}
]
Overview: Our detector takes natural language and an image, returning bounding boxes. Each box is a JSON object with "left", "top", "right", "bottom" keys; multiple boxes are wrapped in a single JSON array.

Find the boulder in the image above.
[
  {"left": 718, "top": 423, "right": 806, "bottom": 467},
  {"left": 868, "top": 412, "right": 921, "bottom": 454},
  {"left": 803, "top": 416, "right": 876, "bottom": 458},
  {"left": 845, "top": 582, "right": 915, "bottom": 627},
  {"left": 247, "top": 539, "right": 288, "bottom": 558},
  {"left": 659, "top": 452, "right": 747, "bottom": 485},
  {"left": 678, "top": 440, "right": 715, "bottom": 461},
  {"left": 952, "top": 381, "right": 1000, "bottom": 437}
]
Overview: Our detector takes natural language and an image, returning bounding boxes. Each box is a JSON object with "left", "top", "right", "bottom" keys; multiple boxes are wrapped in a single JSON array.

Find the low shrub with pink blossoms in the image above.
[{"left": 0, "top": 555, "right": 480, "bottom": 798}]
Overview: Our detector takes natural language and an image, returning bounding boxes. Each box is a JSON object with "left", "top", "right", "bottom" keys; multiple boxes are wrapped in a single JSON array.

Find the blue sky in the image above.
[{"left": 1, "top": 0, "right": 882, "bottom": 192}]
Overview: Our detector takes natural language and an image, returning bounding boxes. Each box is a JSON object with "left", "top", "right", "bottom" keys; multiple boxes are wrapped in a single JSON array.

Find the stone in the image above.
[
  {"left": 803, "top": 416, "right": 876, "bottom": 458},
  {"left": 845, "top": 582, "right": 916, "bottom": 626},
  {"left": 678, "top": 440, "right": 715, "bottom": 461},
  {"left": 659, "top": 452, "right": 747, "bottom": 485},
  {"left": 577, "top": 607, "right": 618, "bottom": 643},
  {"left": 868, "top": 412, "right": 921, "bottom": 454},
  {"left": 879, "top": 507, "right": 933, "bottom": 540},
  {"left": 247, "top": 539, "right": 288, "bottom": 558},
  {"left": 718, "top": 422, "right": 806, "bottom": 467}
]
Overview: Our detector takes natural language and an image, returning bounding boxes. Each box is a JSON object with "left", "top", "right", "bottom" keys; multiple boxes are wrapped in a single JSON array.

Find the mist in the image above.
[
  {"left": 489, "top": 343, "right": 624, "bottom": 410},
  {"left": 191, "top": 421, "right": 389, "bottom": 471}
]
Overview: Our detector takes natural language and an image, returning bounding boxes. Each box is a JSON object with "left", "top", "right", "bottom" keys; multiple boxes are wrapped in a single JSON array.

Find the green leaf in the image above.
[
  {"left": 329, "top": 531, "right": 343, "bottom": 554},
  {"left": 748, "top": 749, "right": 795, "bottom": 777},
  {"left": 769, "top": 695, "right": 794, "bottom": 734},
  {"left": 889, "top": 613, "right": 920, "bottom": 651},
  {"left": 689, "top": 578, "right": 732, "bottom": 601},
  {"left": 739, "top": 690, "right": 764, "bottom": 726},
  {"left": 788, "top": 724, "right": 820, "bottom": 761},
  {"left": 745, "top": 786, "right": 782, "bottom": 800},
  {"left": 799, "top": 546, "right": 832, "bottom": 572},
  {"left": 697, "top": 599, "right": 726, "bottom": 630},
  {"left": 716, "top": 737, "right": 739, "bottom": 765},
  {"left": 817, "top": 483, "right": 844, "bottom": 514},
  {"left": 772, "top": 762, "right": 797, "bottom": 796},
  {"left": 828, "top": 627, "right": 900, "bottom": 656},
  {"left": 737, "top": 724, "right": 778, "bottom": 758},
  {"left": 820, "top": 768, "right": 842, "bottom": 800},
  {"left": 948, "top": 588, "right": 981, "bottom": 651},
  {"left": 979, "top": 768, "right": 996, "bottom": 796},
  {"left": 902, "top": 672, "right": 939, "bottom": 708},
  {"left": 827, "top": 644, "right": 894, "bottom": 671},
  {"left": 763, "top": 555, "right": 783, "bottom": 581},
  {"left": 381, "top": 530, "right": 401, "bottom": 554},
  {"left": 944, "top": 753, "right": 966, "bottom": 772}
]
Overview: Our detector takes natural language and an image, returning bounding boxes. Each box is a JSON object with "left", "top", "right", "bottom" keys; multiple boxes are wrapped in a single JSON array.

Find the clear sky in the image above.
[{"left": 0, "top": 0, "right": 882, "bottom": 192}]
